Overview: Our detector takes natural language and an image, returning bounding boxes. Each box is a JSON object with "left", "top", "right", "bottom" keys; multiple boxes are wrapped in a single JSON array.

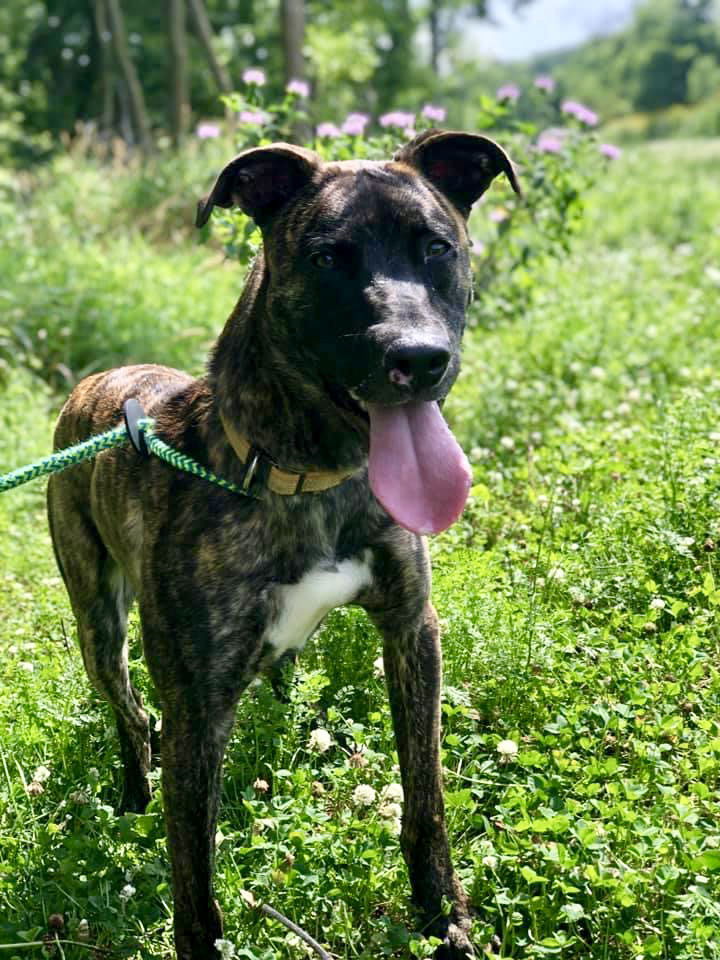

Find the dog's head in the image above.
[{"left": 199, "top": 131, "right": 519, "bottom": 533}]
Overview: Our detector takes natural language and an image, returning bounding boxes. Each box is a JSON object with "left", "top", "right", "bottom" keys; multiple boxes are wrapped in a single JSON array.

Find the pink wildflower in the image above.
[
  {"left": 562, "top": 100, "right": 599, "bottom": 126},
  {"left": 238, "top": 110, "right": 268, "bottom": 126},
  {"left": 489, "top": 208, "right": 509, "bottom": 223},
  {"left": 537, "top": 133, "right": 563, "bottom": 153},
  {"left": 341, "top": 112, "right": 369, "bottom": 136},
  {"left": 421, "top": 103, "right": 446, "bottom": 123},
  {"left": 286, "top": 78, "right": 309, "bottom": 97},
  {"left": 599, "top": 143, "right": 622, "bottom": 159},
  {"left": 316, "top": 122, "right": 341, "bottom": 138},
  {"left": 534, "top": 75, "right": 555, "bottom": 93},
  {"left": 496, "top": 84, "right": 520, "bottom": 102},
  {"left": 196, "top": 123, "right": 220, "bottom": 140},
  {"left": 242, "top": 68, "right": 266, "bottom": 86},
  {"left": 379, "top": 111, "right": 415, "bottom": 129},
  {"left": 470, "top": 240, "right": 486, "bottom": 256}
]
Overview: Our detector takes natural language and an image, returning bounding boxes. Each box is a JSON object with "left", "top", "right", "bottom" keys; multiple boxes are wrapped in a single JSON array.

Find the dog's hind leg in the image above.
[{"left": 48, "top": 482, "right": 152, "bottom": 813}]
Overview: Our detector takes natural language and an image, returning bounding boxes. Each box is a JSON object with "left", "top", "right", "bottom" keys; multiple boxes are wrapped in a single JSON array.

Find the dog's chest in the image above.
[{"left": 264, "top": 553, "right": 372, "bottom": 656}]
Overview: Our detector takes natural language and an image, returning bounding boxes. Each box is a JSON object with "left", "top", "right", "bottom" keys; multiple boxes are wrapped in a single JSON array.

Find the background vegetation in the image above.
[
  {"left": 2, "top": 0, "right": 720, "bottom": 165},
  {"left": 1, "top": 1, "right": 720, "bottom": 958}
]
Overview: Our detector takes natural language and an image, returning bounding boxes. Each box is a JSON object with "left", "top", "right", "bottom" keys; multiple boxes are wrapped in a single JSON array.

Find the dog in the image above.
[{"left": 47, "top": 130, "right": 519, "bottom": 959}]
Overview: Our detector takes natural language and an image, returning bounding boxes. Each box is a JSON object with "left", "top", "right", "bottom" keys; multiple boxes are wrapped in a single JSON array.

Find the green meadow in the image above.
[{"left": 1, "top": 138, "right": 719, "bottom": 959}]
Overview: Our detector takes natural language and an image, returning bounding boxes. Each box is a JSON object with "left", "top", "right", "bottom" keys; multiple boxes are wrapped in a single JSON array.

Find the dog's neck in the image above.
[{"left": 207, "top": 253, "right": 369, "bottom": 476}]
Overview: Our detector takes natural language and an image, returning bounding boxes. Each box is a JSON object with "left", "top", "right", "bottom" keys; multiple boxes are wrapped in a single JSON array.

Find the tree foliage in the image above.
[
  {"left": 0, "top": 0, "right": 718, "bottom": 164},
  {"left": 534, "top": 0, "right": 720, "bottom": 120}
]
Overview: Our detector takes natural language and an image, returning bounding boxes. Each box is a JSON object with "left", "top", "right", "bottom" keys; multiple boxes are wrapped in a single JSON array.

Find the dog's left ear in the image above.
[
  {"left": 395, "top": 129, "right": 521, "bottom": 218},
  {"left": 196, "top": 142, "right": 321, "bottom": 229}
]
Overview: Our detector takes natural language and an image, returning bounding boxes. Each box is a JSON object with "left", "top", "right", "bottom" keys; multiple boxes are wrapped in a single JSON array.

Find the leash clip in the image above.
[
  {"left": 123, "top": 398, "right": 149, "bottom": 457},
  {"left": 240, "top": 447, "right": 263, "bottom": 496}
]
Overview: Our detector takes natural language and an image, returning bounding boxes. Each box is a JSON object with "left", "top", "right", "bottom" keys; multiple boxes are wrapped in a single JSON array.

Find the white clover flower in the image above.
[
  {"left": 381, "top": 782, "right": 404, "bottom": 803},
  {"left": 33, "top": 765, "right": 51, "bottom": 783},
  {"left": 616, "top": 402, "right": 631, "bottom": 416},
  {"left": 499, "top": 436, "right": 515, "bottom": 450},
  {"left": 214, "top": 939, "right": 237, "bottom": 960},
  {"left": 119, "top": 883, "right": 136, "bottom": 902},
  {"left": 482, "top": 854, "right": 498, "bottom": 870},
  {"left": 470, "top": 446, "right": 492, "bottom": 461},
  {"left": 352, "top": 784, "right": 377, "bottom": 806},
  {"left": 19, "top": 662, "right": 35, "bottom": 672},
  {"left": 69, "top": 789, "right": 90, "bottom": 804},
  {"left": 650, "top": 597, "right": 666, "bottom": 610},
  {"left": 496, "top": 739, "right": 519, "bottom": 763},
  {"left": 379, "top": 801, "right": 403, "bottom": 821},
  {"left": 589, "top": 366, "right": 606, "bottom": 380},
  {"left": 373, "top": 656, "right": 385, "bottom": 678},
  {"left": 308, "top": 728, "right": 332, "bottom": 753},
  {"left": 385, "top": 816, "right": 402, "bottom": 835},
  {"left": 547, "top": 566, "right": 566, "bottom": 583}
]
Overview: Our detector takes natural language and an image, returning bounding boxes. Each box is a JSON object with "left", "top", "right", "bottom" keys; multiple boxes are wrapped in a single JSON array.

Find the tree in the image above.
[
  {"left": 105, "top": 0, "right": 152, "bottom": 149},
  {"left": 167, "top": 0, "right": 189, "bottom": 145},
  {"left": 425, "top": 0, "right": 534, "bottom": 75},
  {"left": 281, "top": 0, "right": 305, "bottom": 86},
  {"left": 186, "top": 0, "right": 231, "bottom": 95}
]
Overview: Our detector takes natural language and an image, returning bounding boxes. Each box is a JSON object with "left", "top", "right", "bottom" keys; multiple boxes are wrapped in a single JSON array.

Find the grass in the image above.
[{"left": 0, "top": 139, "right": 719, "bottom": 959}]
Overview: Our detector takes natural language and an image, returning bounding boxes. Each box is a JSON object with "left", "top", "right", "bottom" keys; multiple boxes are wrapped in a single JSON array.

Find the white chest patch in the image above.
[{"left": 265, "top": 554, "right": 372, "bottom": 657}]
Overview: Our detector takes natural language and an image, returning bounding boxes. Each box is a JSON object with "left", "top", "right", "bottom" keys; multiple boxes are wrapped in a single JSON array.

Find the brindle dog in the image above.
[{"left": 47, "top": 130, "right": 519, "bottom": 959}]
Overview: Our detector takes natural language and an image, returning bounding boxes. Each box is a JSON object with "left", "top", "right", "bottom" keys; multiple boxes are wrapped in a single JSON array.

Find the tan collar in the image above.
[{"left": 220, "top": 414, "right": 357, "bottom": 496}]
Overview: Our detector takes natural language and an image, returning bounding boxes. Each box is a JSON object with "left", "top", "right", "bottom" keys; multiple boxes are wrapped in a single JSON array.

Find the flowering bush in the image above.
[{"left": 206, "top": 74, "right": 620, "bottom": 327}]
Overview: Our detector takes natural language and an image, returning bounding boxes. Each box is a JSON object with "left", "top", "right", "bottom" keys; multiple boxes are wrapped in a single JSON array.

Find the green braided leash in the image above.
[
  {"left": 138, "top": 419, "right": 247, "bottom": 496},
  {"left": 0, "top": 424, "right": 128, "bottom": 493},
  {"left": 0, "top": 416, "right": 249, "bottom": 498}
]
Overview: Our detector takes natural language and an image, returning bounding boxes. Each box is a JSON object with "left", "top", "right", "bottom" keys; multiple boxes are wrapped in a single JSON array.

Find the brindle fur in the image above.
[{"left": 47, "top": 130, "right": 519, "bottom": 959}]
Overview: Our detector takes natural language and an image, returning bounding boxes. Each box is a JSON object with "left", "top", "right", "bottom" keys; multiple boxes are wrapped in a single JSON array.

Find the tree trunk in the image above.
[
  {"left": 429, "top": 0, "right": 441, "bottom": 75},
  {"left": 167, "top": 0, "right": 190, "bottom": 146},
  {"left": 92, "top": 0, "right": 115, "bottom": 136},
  {"left": 105, "top": 0, "right": 153, "bottom": 150},
  {"left": 186, "top": 0, "right": 231, "bottom": 94},
  {"left": 280, "top": 0, "right": 305, "bottom": 86}
]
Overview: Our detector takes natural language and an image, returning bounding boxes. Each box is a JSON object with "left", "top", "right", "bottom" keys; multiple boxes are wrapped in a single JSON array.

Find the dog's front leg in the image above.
[
  {"left": 366, "top": 538, "right": 473, "bottom": 959},
  {"left": 160, "top": 699, "right": 230, "bottom": 960},
  {"left": 382, "top": 603, "right": 473, "bottom": 958}
]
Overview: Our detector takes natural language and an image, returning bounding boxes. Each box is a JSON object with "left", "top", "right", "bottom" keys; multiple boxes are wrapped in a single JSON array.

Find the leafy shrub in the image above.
[{"left": 208, "top": 81, "right": 616, "bottom": 328}]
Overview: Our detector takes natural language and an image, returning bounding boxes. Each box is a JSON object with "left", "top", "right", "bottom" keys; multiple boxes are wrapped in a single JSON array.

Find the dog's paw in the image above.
[{"left": 432, "top": 919, "right": 475, "bottom": 959}]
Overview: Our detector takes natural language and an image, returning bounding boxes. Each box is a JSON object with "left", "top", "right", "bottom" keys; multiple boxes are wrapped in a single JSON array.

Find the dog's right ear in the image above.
[{"left": 196, "top": 143, "right": 321, "bottom": 229}]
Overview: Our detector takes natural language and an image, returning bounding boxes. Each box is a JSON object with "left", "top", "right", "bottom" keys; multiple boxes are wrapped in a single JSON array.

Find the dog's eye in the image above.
[
  {"left": 425, "top": 238, "right": 452, "bottom": 259},
  {"left": 311, "top": 250, "right": 336, "bottom": 270}
]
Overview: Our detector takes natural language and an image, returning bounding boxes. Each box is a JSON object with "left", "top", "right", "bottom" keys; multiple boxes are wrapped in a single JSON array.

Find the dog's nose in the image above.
[{"left": 385, "top": 342, "right": 451, "bottom": 391}]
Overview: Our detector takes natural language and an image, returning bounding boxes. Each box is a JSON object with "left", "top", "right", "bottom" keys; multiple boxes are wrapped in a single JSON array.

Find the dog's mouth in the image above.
[{"left": 330, "top": 385, "right": 471, "bottom": 536}]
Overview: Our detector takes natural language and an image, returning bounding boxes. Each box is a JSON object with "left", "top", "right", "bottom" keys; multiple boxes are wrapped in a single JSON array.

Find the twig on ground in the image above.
[
  {"left": 240, "top": 889, "right": 333, "bottom": 960},
  {"left": 0, "top": 940, "right": 111, "bottom": 954}
]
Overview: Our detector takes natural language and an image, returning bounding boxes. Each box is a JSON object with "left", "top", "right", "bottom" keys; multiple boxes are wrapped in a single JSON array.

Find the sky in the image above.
[{"left": 463, "top": 0, "right": 643, "bottom": 61}]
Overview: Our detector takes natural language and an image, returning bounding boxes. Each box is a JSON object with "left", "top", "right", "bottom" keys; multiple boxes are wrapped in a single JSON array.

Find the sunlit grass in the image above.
[{"left": 0, "top": 141, "right": 719, "bottom": 958}]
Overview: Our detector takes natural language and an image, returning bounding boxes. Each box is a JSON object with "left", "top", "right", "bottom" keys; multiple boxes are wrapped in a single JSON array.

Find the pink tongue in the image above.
[{"left": 367, "top": 401, "right": 472, "bottom": 535}]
